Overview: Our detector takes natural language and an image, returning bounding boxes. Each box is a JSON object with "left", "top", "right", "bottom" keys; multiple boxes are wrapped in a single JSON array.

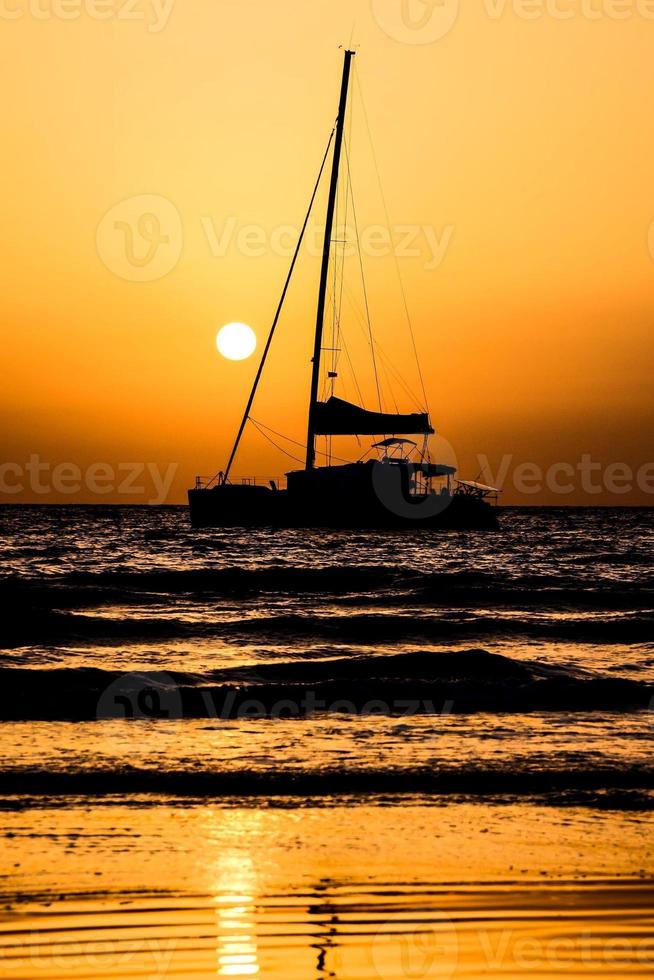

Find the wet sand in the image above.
[{"left": 0, "top": 800, "right": 652, "bottom": 979}]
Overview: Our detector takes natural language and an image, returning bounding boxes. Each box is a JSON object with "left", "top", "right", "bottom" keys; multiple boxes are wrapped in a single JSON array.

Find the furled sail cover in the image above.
[{"left": 313, "top": 397, "right": 434, "bottom": 436}]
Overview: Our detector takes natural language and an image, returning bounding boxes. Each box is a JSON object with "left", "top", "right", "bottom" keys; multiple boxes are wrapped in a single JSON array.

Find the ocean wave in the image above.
[
  {"left": 2, "top": 567, "right": 652, "bottom": 613},
  {"left": 2, "top": 566, "right": 417, "bottom": 595},
  {"left": 0, "top": 766, "right": 651, "bottom": 806},
  {"left": 0, "top": 650, "right": 650, "bottom": 719},
  {"left": 2, "top": 604, "right": 652, "bottom": 648}
]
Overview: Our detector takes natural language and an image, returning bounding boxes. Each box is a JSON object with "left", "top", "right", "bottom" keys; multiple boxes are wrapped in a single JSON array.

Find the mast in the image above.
[{"left": 305, "top": 49, "right": 355, "bottom": 470}]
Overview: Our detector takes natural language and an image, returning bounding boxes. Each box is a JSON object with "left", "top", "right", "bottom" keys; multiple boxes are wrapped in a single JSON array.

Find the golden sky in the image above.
[{"left": 2, "top": 0, "right": 654, "bottom": 504}]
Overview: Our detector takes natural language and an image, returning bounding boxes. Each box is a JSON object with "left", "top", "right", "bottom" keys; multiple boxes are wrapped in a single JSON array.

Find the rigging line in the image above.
[
  {"left": 249, "top": 418, "right": 306, "bottom": 466},
  {"left": 339, "top": 263, "right": 397, "bottom": 413},
  {"left": 343, "top": 136, "right": 383, "bottom": 415},
  {"left": 337, "top": 98, "right": 353, "bottom": 356},
  {"left": 384, "top": 352, "right": 400, "bottom": 412},
  {"left": 321, "top": 290, "right": 335, "bottom": 402},
  {"left": 354, "top": 65, "right": 430, "bottom": 415},
  {"left": 249, "top": 417, "right": 353, "bottom": 465},
  {"left": 217, "top": 124, "right": 337, "bottom": 487},
  {"left": 374, "top": 341, "right": 422, "bottom": 410},
  {"left": 323, "top": 99, "right": 353, "bottom": 418},
  {"left": 380, "top": 354, "right": 400, "bottom": 413},
  {"left": 339, "top": 331, "right": 365, "bottom": 407},
  {"left": 333, "top": 92, "right": 354, "bottom": 388},
  {"left": 342, "top": 281, "right": 424, "bottom": 411},
  {"left": 342, "top": 274, "right": 423, "bottom": 411},
  {"left": 331, "top": 127, "right": 339, "bottom": 392},
  {"left": 321, "top": 290, "right": 342, "bottom": 404}
]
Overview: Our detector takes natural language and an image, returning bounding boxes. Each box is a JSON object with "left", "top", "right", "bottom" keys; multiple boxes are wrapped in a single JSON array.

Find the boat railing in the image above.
[
  {"left": 194, "top": 475, "right": 288, "bottom": 491},
  {"left": 232, "top": 475, "right": 288, "bottom": 489}
]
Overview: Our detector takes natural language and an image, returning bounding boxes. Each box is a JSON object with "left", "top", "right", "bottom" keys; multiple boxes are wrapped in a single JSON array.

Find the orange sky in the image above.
[{"left": 2, "top": 0, "right": 654, "bottom": 505}]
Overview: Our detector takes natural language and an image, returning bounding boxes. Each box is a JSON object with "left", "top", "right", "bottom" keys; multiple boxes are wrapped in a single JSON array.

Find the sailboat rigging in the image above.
[{"left": 188, "top": 50, "right": 501, "bottom": 529}]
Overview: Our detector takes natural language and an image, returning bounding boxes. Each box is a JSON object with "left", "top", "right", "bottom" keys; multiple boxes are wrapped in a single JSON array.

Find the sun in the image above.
[{"left": 216, "top": 322, "right": 257, "bottom": 361}]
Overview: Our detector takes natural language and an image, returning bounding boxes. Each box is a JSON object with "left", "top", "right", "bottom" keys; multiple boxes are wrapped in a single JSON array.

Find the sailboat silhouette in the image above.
[{"left": 188, "top": 51, "right": 500, "bottom": 529}]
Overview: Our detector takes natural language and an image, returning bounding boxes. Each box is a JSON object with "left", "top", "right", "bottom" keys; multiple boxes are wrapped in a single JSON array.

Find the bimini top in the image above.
[
  {"left": 372, "top": 438, "right": 418, "bottom": 448},
  {"left": 314, "top": 397, "right": 434, "bottom": 436}
]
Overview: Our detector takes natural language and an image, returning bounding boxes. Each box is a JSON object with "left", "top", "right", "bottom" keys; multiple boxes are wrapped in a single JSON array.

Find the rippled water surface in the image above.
[
  {"left": 0, "top": 505, "right": 652, "bottom": 978},
  {"left": 0, "top": 505, "right": 652, "bottom": 799},
  {"left": 1, "top": 802, "right": 652, "bottom": 979}
]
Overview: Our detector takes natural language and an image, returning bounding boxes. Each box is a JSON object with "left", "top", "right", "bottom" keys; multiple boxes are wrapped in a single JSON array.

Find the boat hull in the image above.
[{"left": 188, "top": 463, "right": 498, "bottom": 530}]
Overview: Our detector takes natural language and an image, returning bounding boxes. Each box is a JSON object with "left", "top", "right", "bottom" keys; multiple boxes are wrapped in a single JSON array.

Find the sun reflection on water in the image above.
[
  {"left": 215, "top": 896, "right": 259, "bottom": 976},
  {"left": 209, "top": 828, "right": 261, "bottom": 979}
]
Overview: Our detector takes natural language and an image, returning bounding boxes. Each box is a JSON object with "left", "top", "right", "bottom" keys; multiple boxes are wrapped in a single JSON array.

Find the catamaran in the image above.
[{"left": 188, "top": 50, "right": 500, "bottom": 529}]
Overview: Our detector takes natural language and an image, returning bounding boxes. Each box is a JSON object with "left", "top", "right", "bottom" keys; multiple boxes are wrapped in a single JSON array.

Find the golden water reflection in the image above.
[
  {"left": 215, "top": 899, "right": 259, "bottom": 977},
  {"left": 0, "top": 803, "right": 652, "bottom": 979}
]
